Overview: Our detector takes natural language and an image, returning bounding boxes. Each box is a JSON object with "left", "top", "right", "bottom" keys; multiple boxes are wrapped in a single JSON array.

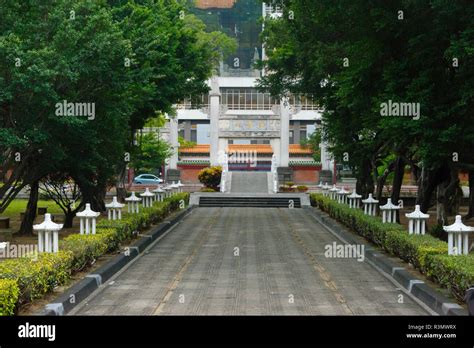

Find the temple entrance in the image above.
[{"left": 226, "top": 144, "right": 273, "bottom": 172}]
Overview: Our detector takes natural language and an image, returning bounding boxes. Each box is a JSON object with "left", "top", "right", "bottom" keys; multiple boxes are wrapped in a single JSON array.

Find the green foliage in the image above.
[
  {"left": 198, "top": 166, "right": 222, "bottom": 190},
  {"left": 260, "top": 0, "right": 474, "bottom": 200},
  {"left": 0, "top": 251, "right": 73, "bottom": 305},
  {"left": 179, "top": 136, "right": 196, "bottom": 149},
  {"left": 132, "top": 132, "right": 171, "bottom": 174},
  {"left": 425, "top": 254, "right": 474, "bottom": 302},
  {"left": 200, "top": 188, "right": 217, "bottom": 192},
  {"left": 0, "top": 192, "right": 190, "bottom": 314},
  {"left": 60, "top": 234, "right": 110, "bottom": 272},
  {"left": 0, "top": 279, "right": 19, "bottom": 316},
  {"left": 310, "top": 193, "right": 472, "bottom": 302}
]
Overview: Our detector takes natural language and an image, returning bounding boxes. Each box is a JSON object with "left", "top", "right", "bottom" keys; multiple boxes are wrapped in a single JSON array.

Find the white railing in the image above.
[
  {"left": 271, "top": 154, "right": 278, "bottom": 193},
  {"left": 220, "top": 153, "right": 229, "bottom": 193}
]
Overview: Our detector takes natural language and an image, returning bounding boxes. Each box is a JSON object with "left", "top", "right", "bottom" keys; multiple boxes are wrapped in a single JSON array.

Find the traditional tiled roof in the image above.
[
  {"left": 195, "top": 0, "right": 236, "bottom": 9},
  {"left": 179, "top": 144, "right": 314, "bottom": 155}
]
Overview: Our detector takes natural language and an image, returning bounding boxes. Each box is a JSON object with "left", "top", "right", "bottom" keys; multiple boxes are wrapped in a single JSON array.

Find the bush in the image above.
[
  {"left": 425, "top": 254, "right": 474, "bottom": 302},
  {"left": 310, "top": 193, "right": 472, "bottom": 302},
  {"left": 0, "top": 279, "right": 20, "bottom": 316},
  {"left": 60, "top": 234, "right": 109, "bottom": 272},
  {"left": 201, "top": 188, "right": 216, "bottom": 192},
  {"left": 0, "top": 251, "right": 73, "bottom": 305},
  {"left": 297, "top": 185, "right": 308, "bottom": 192},
  {"left": 0, "top": 191, "right": 190, "bottom": 315},
  {"left": 198, "top": 166, "right": 222, "bottom": 190}
]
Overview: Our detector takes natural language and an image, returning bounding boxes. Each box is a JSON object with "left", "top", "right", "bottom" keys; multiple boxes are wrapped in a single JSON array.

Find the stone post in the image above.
[{"left": 209, "top": 76, "right": 220, "bottom": 166}]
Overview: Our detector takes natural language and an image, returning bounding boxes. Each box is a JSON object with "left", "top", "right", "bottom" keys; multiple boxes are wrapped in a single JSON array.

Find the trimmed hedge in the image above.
[
  {"left": 425, "top": 254, "right": 474, "bottom": 301},
  {"left": 0, "top": 251, "right": 73, "bottom": 306},
  {"left": 0, "top": 279, "right": 20, "bottom": 316},
  {"left": 311, "top": 193, "right": 473, "bottom": 302},
  {"left": 0, "top": 192, "right": 190, "bottom": 314}
]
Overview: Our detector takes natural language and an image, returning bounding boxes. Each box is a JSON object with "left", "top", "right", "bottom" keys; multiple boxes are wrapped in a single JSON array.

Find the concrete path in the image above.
[
  {"left": 71, "top": 207, "right": 429, "bottom": 315},
  {"left": 230, "top": 172, "right": 268, "bottom": 193}
]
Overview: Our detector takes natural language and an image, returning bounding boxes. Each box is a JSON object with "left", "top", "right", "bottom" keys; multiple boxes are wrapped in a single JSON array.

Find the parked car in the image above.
[{"left": 133, "top": 174, "right": 163, "bottom": 185}]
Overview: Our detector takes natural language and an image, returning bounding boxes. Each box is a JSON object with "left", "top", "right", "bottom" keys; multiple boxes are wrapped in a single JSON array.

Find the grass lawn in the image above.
[{"left": 3, "top": 199, "right": 65, "bottom": 216}]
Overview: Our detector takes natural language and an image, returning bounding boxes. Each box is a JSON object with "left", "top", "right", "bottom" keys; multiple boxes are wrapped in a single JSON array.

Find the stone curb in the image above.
[
  {"left": 303, "top": 206, "right": 468, "bottom": 316},
  {"left": 37, "top": 205, "right": 194, "bottom": 316}
]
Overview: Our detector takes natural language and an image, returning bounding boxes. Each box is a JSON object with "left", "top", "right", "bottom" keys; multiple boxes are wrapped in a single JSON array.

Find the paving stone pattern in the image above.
[{"left": 73, "top": 207, "right": 429, "bottom": 315}]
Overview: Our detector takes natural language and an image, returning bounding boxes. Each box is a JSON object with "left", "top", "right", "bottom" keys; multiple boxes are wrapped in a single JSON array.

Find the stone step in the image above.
[{"left": 199, "top": 196, "right": 301, "bottom": 208}]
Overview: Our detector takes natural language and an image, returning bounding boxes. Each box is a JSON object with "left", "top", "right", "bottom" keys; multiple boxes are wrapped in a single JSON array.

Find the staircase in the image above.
[{"left": 199, "top": 196, "right": 301, "bottom": 208}]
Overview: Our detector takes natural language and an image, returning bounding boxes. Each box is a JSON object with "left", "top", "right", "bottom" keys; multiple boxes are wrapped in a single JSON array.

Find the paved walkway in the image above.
[
  {"left": 72, "top": 207, "right": 429, "bottom": 315},
  {"left": 230, "top": 172, "right": 268, "bottom": 193}
]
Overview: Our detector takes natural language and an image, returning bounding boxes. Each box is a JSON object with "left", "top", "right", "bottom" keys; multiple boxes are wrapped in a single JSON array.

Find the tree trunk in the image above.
[
  {"left": 375, "top": 160, "right": 396, "bottom": 200},
  {"left": 63, "top": 210, "right": 75, "bottom": 228},
  {"left": 356, "top": 158, "right": 374, "bottom": 198},
  {"left": 80, "top": 184, "right": 107, "bottom": 212},
  {"left": 391, "top": 156, "right": 405, "bottom": 204},
  {"left": 116, "top": 164, "right": 128, "bottom": 202},
  {"left": 18, "top": 180, "right": 39, "bottom": 236},
  {"left": 416, "top": 165, "right": 444, "bottom": 213}
]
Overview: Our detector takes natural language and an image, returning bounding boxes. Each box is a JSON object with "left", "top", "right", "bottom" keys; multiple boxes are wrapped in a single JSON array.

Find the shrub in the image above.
[
  {"left": 60, "top": 234, "right": 109, "bottom": 272},
  {"left": 0, "top": 191, "right": 191, "bottom": 315},
  {"left": 198, "top": 166, "right": 222, "bottom": 190},
  {"left": 0, "top": 279, "right": 20, "bottom": 316},
  {"left": 425, "top": 254, "right": 474, "bottom": 302},
  {"left": 0, "top": 251, "right": 73, "bottom": 305},
  {"left": 309, "top": 193, "right": 472, "bottom": 302},
  {"left": 201, "top": 188, "right": 216, "bottom": 192},
  {"left": 297, "top": 185, "right": 308, "bottom": 192}
]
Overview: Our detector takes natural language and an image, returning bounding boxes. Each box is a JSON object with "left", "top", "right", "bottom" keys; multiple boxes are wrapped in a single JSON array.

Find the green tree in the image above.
[{"left": 132, "top": 133, "right": 171, "bottom": 175}]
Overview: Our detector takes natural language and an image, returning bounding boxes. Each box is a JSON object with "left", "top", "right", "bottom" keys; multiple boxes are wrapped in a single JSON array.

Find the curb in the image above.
[
  {"left": 303, "top": 206, "right": 468, "bottom": 316},
  {"left": 38, "top": 205, "right": 194, "bottom": 316}
]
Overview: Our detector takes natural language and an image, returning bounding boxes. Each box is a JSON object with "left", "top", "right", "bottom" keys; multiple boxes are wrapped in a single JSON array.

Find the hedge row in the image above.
[
  {"left": 0, "top": 192, "right": 189, "bottom": 315},
  {"left": 310, "top": 193, "right": 474, "bottom": 302}
]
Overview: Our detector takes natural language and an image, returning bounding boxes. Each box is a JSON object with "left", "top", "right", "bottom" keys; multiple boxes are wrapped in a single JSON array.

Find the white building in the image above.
[{"left": 161, "top": 1, "right": 334, "bottom": 184}]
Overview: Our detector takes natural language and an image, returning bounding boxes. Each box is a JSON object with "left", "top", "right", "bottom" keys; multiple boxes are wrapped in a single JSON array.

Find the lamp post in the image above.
[
  {"left": 322, "top": 183, "right": 330, "bottom": 197},
  {"left": 336, "top": 187, "right": 350, "bottom": 204},
  {"left": 152, "top": 186, "right": 165, "bottom": 202},
  {"left": 76, "top": 203, "right": 100, "bottom": 234},
  {"left": 125, "top": 192, "right": 141, "bottom": 213},
  {"left": 329, "top": 185, "right": 339, "bottom": 200},
  {"left": 443, "top": 215, "right": 474, "bottom": 255},
  {"left": 105, "top": 197, "right": 125, "bottom": 220},
  {"left": 33, "top": 213, "right": 62, "bottom": 253},
  {"left": 379, "top": 198, "right": 402, "bottom": 223},
  {"left": 347, "top": 190, "right": 362, "bottom": 209},
  {"left": 140, "top": 188, "right": 155, "bottom": 208},
  {"left": 362, "top": 193, "right": 379, "bottom": 216},
  {"left": 405, "top": 205, "right": 429, "bottom": 235}
]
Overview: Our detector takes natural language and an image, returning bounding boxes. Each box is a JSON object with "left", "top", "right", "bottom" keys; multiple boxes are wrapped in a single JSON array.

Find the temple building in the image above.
[{"left": 158, "top": 1, "right": 334, "bottom": 185}]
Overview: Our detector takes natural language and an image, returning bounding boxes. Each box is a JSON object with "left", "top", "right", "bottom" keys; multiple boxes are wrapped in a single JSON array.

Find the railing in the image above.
[{"left": 271, "top": 154, "right": 278, "bottom": 193}]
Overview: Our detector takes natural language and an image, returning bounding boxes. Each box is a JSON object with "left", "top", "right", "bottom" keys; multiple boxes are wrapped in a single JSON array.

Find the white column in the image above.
[
  {"left": 169, "top": 116, "right": 179, "bottom": 170},
  {"left": 38, "top": 231, "right": 44, "bottom": 252},
  {"left": 279, "top": 98, "right": 290, "bottom": 167},
  {"left": 53, "top": 231, "right": 58, "bottom": 253},
  {"left": 92, "top": 218, "right": 96, "bottom": 234},
  {"left": 271, "top": 138, "right": 281, "bottom": 167},
  {"left": 80, "top": 218, "right": 84, "bottom": 235},
  {"left": 209, "top": 76, "right": 220, "bottom": 166},
  {"left": 45, "top": 231, "right": 51, "bottom": 252}
]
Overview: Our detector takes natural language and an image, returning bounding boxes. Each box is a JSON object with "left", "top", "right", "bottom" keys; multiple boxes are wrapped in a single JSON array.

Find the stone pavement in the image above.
[
  {"left": 230, "top": 172, "right": 268, "bottom": 193},
  {"left": 71, "top": 207, "right": 430, "bottom": 315}
]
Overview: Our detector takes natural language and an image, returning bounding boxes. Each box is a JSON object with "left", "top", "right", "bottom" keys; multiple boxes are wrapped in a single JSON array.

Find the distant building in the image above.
[{"left": 160, "top": 1, "right": 334, "bottom": 184}]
